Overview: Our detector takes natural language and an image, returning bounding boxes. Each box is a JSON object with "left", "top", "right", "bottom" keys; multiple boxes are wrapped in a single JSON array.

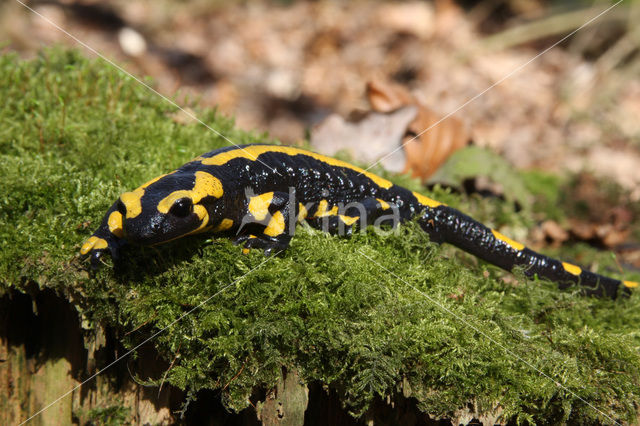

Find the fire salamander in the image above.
[{"left": 81, "top": 144, "right": 638, "bottom": 298}]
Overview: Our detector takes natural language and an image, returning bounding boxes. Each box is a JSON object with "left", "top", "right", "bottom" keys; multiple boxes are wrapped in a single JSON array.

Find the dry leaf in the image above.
[
  {"left": 367, "top": 79, "right": 414, "bottom": 112},
  {"left": 543, "top": 220, "right": 569, "bottom": 242},
  {"left": 367, "top": 79, "right": 471, "bottom": 180},
  {"left": 310, "top": 106, "right": 417, "bottom": 173},
  {"left": 533, "top": 220, "right": 569, "bottom": 248},
  {"left": 569, "top": 219, "right": 630, "bottom": 248}
]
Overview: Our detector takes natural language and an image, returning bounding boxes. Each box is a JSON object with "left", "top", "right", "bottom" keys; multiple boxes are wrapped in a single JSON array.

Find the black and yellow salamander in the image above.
[{"left": 80, "top": 144, "right": 638, "bottom": 298}]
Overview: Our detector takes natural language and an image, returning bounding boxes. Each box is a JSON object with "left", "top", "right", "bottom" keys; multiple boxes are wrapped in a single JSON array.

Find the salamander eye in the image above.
[{"left": 169, "top": 198, "right": 193, "bottom": 218}]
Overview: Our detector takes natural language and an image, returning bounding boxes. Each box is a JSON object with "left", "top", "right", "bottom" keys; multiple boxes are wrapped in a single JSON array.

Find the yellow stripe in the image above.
[
  {"left": 120, "top": 173, "right": 171, "bottom": 219},
  {"left": 562, "top": 262, "right": 582, "bottom": 276},
  {"left": 157, "top": 190, "right": 191, "bottom": 215},
  {"left": 491, "top": 229, "right": 525, "bottom": 251},
  {"left": 193, "top": 204, "right": 208, "bottom": 221},
  {"left": 198, "top": 145, "right": 393, "bottom": 190},
  {"left": 158, "top": 171, "right": 223, "bottom": 214},
  {"left": 623, "top": 280, "right": 638, "bottom": 288},
  {"left": 412, "top": 192, "right": 443, "bottom": 208}
]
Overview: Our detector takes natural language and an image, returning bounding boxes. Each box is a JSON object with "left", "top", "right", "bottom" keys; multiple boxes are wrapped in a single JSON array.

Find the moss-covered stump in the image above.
[{"left": 2, "top": 49, "right": 640, "bottom": 425}]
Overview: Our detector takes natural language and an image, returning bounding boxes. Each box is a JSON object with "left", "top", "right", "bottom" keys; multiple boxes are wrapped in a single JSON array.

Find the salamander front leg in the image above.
[
  {"left": 80, "top": 201, "right": 128, "bottom": 269},
  {"left": 236, "top": 191, "right": 295, "bottom": 255}
]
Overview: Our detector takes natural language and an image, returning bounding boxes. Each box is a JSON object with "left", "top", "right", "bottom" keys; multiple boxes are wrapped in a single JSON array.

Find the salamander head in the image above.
[{"left": 113, "top": 171, "right": 224, "bottom": 246}]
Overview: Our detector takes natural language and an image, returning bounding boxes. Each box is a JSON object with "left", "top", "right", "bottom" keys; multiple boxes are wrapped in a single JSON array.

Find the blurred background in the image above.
[
  {"left": 3, "top": 4, "right": 640, "bottom": 422},
  {"left": 2, "top": 0, "right": 640, "bottom": 194}
]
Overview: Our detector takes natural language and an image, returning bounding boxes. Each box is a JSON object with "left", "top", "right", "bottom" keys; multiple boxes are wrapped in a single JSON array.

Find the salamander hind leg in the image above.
[
  {"left": 305, "top": 197, "right": 399, "bottom": 236},
  {"left": 240, "top": 233, "right": 291, "bottom": 256}
]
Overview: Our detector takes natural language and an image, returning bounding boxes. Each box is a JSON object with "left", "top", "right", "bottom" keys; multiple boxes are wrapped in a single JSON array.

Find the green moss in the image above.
[
  {"left": 83, "top": 404, "right": 130, "bottom": 426},
  {"left": 2, "top": 48, "right": 640, "bottom": 424}
]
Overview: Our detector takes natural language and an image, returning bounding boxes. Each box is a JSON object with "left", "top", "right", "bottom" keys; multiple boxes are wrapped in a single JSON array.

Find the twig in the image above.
[
  {"left": 596, "top": 33, "right": 637, "bottom": 75},
  {"left": 222, "top": 358, "right": 248, "bottom": 391},
  {"left": 124, "top": 313, "right": 157, "bottom": 336},
  {"left": 480, "top": 6, "right": 627, "bottom": 52},
  {"left": 158, "top": 344, "right": 181, "bottom": 397}
]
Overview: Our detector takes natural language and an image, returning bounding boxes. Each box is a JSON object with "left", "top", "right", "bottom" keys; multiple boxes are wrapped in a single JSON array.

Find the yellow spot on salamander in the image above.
[
  {"left": 120, "top": 188, "right": 145, "bottom": 219},
  {"left": 80, "top": 236, "right": 108, "bottom": 255},
  {"left": 248, "top": 192, "right": 274, "bottom": 221},
  {"left": 562, "top": 262, "right": 582, "bottom": 276},
  {"left": 314, "top": 200, "right": 339, "bottom": 217},
  {"left": 339, "top": 215, "right": 359, "bottom": 226},
  {"left": 107, "top": 211, "right": 124, "bottom": 238},
  {"left": 624, "top": 280, "right": 639, "bottom": 288},
  {"left": 193, "top": 171, "right": 224, "bottom": 199},
  {"left": 158, "top": 171, "right": 223, "bottom": 214},
  {"left": 120, "top": 173, "right": 171, "bottom": 219},
  {"left": 376, "top": 198, "right": 390, "bottom": 210},
  {"left": 264, "top": 211, "right": 286, "bottom": 237},
  {"left": 198, "top": 145, "right": 394, "bottom": 189},
  {"left": 412, "top": 192, "right": 443, "bottom": 208},
  {"left": 213, "top": 218, "right": 234, "bottom": 232},
  {"left": 491, "top": 229, "right": 525, "bottom": 251},
  {"left": 297, "top": 203, "right": 308, "bottom": 221}
]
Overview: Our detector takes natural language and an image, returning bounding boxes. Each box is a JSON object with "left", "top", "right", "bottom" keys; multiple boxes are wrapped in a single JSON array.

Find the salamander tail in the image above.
[{"left": 418, "top": 204, "right": 633, "bottom": 298}]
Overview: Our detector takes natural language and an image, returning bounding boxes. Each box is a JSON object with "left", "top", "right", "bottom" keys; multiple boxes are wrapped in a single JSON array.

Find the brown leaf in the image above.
[
  {"left": 569, "top": 219, "right": 596, "bottom": 241},
  {"left": 367, "top": 79, "right": 413, "bottom": 112},
  {"left": 598, "top": 224, "right": 630, "bottom": 248},
  {"left": 541, "top": 220, "right": 569, "bottom": 244},
  {"left": 447, "top": 291, "right": 465, "bottom": 301},
  {"left": 367, "top": 79, "right": 471, "bottom": 180},
  {"left": 568, "top": 219, "right": 631, "bottom": 248}
]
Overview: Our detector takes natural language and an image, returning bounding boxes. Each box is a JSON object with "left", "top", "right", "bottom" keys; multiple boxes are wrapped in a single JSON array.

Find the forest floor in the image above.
[{"left": 3, "top": 0, "right": 640, "bottom": 178}]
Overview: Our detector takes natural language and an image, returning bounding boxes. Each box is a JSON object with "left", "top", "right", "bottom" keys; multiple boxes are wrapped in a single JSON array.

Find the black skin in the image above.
[{"left": 83, "top": 144, "right": 631, "bottom": 298}]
